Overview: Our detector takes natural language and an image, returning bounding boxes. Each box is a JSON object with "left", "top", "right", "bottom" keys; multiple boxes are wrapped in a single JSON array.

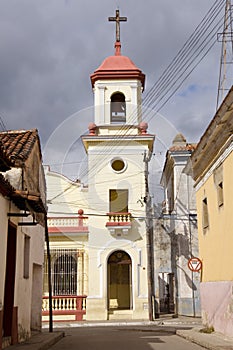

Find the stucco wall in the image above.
[
  {"left": 14, "top": 220, "right": 45, "bottom": 338},
  {"left": 201, "top": 281, "right": 233, "bottom": 337},
  {"left": 195, "top": 142, "right": 233, "bottom": 335},
  {"left": 0, "top": 193, "right": 44, "bottom": 341},
  {"left": 196, "top": 150, "right": 233, "bottom": 282},
  {"left": 0, "top": 196, "right": 9, "bottom": 310},
  {"left": 86, "top": 141, "right": 150, "bottom": 320}
]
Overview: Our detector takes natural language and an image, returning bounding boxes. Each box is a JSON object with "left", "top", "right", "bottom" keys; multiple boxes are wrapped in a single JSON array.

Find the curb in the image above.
[
  {"left": 37, "top": 332, "right": 65, "bottom": 350},
  {"left": 176, "top": 328, "right": 233, "bottom": 350},
  {"left": 8, "top": 331, "right": 65, "bottom": 350}
]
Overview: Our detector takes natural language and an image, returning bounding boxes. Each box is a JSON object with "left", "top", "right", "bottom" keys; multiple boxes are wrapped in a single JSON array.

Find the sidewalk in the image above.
[
  {"left": 5, "top": 316, "right": 233, "bottom": 350},
  {"left": 177, "top": 327, "right": 233, "bottom": 350},
  {"left": 3, "top": 331, "right": 64, "bottom": 350}
]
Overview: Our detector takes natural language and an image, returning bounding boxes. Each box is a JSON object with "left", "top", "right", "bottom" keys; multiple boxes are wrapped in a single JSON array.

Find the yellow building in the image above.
[{"left": 191, "top": 87, "right": 233, "bottom": 337}]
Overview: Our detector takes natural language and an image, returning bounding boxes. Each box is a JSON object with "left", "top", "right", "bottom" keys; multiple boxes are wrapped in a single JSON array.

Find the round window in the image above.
[{"left": 111, "top": 158, "right": 126, "bottom": 173}]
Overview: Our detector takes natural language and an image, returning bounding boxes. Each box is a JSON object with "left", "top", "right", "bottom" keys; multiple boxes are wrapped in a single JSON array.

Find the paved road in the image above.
[{"left": 49, "top": 326, "right": 204, "bottom": 350}]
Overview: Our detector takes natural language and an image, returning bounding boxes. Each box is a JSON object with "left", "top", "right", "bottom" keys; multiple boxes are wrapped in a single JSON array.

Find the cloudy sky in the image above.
[{"left": 0, "top": 0, "right": 228, "bottom": 191}]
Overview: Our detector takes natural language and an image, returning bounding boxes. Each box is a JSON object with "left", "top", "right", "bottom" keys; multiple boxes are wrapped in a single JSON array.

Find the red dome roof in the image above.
[{"left": 90, "top": 42, "right": 145, "bottom": 90}]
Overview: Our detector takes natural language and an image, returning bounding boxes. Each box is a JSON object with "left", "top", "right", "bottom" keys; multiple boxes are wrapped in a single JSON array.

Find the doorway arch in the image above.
[{"left": 107, "top": 250, "right": 132, "bottom": 310}]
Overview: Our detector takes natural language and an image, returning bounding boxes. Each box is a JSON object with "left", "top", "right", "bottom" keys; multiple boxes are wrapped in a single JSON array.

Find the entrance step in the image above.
[
  {"left": 2, "top": 337, "right": 11, "bottom": 349},
  {"left": 108, "top": 309, "right": 133, "bottom": 320}
]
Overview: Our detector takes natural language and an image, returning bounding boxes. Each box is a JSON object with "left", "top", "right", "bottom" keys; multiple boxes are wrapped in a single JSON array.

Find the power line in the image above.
[
  {"left": 143, "top": 0, "right": 225, "bottom": 107},
  {"left": 73, "top": 1, "right": 226, "bottom": 183}
]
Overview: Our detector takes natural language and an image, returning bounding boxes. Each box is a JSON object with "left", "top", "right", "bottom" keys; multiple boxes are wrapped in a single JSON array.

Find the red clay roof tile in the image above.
[{"left": 0, "top": 129, "right": 38, "bottom": 166}]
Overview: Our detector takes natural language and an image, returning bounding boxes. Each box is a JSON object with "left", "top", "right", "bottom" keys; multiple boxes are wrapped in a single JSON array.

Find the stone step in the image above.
[{"left": 108, "top": 309, "right": 133, "bottom": 320}]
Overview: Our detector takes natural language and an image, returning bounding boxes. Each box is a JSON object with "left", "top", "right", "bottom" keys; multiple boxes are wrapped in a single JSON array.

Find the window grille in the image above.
[{"left": 44, "top": 249, "right": 78, "bottom": 296}]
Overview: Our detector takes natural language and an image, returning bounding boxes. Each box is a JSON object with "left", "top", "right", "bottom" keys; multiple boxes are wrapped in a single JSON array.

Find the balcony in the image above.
[
  {"left": 106, "top": 212, "right": 132, "bottom": 235},
  {"left": 48, "top": 210, "right": 88, "bottom": 237}
]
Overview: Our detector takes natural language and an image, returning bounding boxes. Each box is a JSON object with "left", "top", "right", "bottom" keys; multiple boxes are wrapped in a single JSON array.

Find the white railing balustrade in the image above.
[
  {"left": 107, "top": 212, "right": 132, "bottom": 223},
  {"left": 47, "top": 217, "right": 88, "bottom": 228},
  {"left": 42, "top": 295, "right": 86, "bottom": 312}
]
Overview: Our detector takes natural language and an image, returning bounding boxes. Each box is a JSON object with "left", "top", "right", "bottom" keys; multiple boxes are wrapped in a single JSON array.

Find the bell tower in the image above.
[
  {"left": 83, "top": 10, "right": 154, "bottom": 321},
  {"left": 90, "top": 10, "right": 145, "bottom": 130}
]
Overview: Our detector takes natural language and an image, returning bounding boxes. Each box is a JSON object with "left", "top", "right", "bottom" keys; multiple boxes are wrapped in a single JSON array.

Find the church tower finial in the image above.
[{"left": 108, "top": 9, "right": 127, "bottom": 55}]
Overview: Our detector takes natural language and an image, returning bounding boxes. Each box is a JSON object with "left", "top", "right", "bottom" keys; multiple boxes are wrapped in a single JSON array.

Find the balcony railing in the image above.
[
  {"left": 42, "top": 295, "right": 87, "bottom": 321},
  {"left": 106, "top": 212, "right": 132, "bottom": 235},
  {"left": 48, "top": 215, "right": 88, "bottom": 235},
  {"left": 106, "top": 212, "right": 132, "bottom": 224}
]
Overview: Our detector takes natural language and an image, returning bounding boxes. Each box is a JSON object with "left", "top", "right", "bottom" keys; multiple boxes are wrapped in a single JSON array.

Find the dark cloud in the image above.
[{"left": 0, "top": 0, "right": 224, "bottom": 178}]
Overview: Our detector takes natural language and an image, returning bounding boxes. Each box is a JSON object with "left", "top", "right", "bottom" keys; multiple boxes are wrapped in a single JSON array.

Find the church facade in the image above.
[
  {"left": 43, "top": 10, "right": 200, "bottom": 321},
  {"left": 44, "top": 11, "right": 154, "bottom": 321},
  {"left": 83, "top": 37, "right": 154, "bottom": 320}
]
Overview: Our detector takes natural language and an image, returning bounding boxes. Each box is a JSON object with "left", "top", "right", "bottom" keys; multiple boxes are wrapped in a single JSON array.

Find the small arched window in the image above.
[{"left": 111, "top": 92, "right": 126, "bottom": 123}]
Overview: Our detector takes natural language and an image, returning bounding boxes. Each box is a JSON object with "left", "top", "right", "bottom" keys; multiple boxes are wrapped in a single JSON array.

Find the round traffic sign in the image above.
[{"left": 188, "top": 257, "right": 202, "bottom": 272}]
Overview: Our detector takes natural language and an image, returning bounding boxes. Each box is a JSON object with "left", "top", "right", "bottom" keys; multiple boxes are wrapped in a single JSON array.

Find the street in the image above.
[{"left": 49, "top": 326, "right": 204, "bottom": 350}]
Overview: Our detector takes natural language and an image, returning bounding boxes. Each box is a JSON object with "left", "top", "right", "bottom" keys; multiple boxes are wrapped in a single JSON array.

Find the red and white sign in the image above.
[{"left": 188, "top": 257, "right": 202, "bottom": 272}]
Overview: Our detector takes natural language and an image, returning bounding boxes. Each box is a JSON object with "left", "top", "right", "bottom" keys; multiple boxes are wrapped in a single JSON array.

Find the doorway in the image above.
[
  {"left": 108, "top": 250, "right": 132, "bottom": 310},
  {"left": 3, "top": 222, "right": 17, "bottom": 337},
  {"left": 158, "top": 272, "right": 175, "bottom": 314}
]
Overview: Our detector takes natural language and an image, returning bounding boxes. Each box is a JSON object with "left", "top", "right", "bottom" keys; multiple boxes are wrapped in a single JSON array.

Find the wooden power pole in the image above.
[
  {"left": 143, "top": 150, "right": 155, "bottom": 321},
  {"left": 216, "top": 0, "right": 233, "bottom": 109}
]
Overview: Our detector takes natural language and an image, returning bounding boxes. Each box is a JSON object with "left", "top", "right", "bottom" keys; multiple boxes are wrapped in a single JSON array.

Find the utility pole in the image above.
[
  {"left": 44, "top": 214, "right": 53, "bottom": 332},
  {"left": 216, "top": 0, "right": 233, "bottom": 109},
  {"left": 143, "top": 150, "right": 155, "bottom": 321}
]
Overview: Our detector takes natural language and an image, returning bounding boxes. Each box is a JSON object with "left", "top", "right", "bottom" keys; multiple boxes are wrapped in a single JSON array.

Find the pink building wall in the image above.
[{"left": 200, "top": 281, "right": 233, "bottom": 337}]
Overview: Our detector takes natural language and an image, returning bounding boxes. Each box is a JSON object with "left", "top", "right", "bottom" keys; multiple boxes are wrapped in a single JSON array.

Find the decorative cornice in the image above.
[{"left": 194, "top": 136, "right": 233, "bottom": 191}]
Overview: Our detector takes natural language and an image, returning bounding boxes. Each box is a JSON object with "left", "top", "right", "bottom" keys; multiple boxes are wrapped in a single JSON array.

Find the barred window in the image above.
[
  {"left": 44, "top": 249, "right": 78, "bottom": 296},
  {"left": 53, "top": 254, "right": 77, "bottom": 295}
]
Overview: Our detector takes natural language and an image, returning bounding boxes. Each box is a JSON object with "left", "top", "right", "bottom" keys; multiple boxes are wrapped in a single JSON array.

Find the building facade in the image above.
[
  {"left": 43, "top": 14, "right": 155, "bottom": 321},
  {"left": 0, "top": 129, "right": 46, "bottom": 347},
  {"left": 191, "top": 87, "right": 233, "bottom": 337},
  {"left": 158, "top": 134, "right": 201, "bottom": 316},
  {"left": 43, "top": 168, "right": 89, "bottom": 322},
  {"left": 83, "top": 38, "right": 154, "bottom": 321}
]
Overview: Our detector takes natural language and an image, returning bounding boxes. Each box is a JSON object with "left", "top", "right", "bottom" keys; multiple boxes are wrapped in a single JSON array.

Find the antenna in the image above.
[{"left": 216, "top": 0, "right": 233, "bottom": 110}]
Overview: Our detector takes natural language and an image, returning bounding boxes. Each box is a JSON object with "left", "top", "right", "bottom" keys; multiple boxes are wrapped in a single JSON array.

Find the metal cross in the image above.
[{"left": 108, "top": 9, "right": 127, "bottom": 42}]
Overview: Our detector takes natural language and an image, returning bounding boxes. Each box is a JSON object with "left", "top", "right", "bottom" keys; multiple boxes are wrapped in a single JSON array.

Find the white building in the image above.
[
  {"left": 44, "top": 13, "right": 155, "bottom": 320},
  {"left": 158, "top": 134, "right": 201, "bottom": 316},
  {"left": 83, "top": 37, "right": 154, "bottom": 320}
]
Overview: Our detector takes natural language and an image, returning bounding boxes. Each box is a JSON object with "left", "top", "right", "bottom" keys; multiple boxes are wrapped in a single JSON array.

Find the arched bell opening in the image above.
[
  {"left": 110, "top": 92, "right": 126, "bottom": 123},
  {"left": 107, "top": 250, "right": 132, "bottom": 310}
]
